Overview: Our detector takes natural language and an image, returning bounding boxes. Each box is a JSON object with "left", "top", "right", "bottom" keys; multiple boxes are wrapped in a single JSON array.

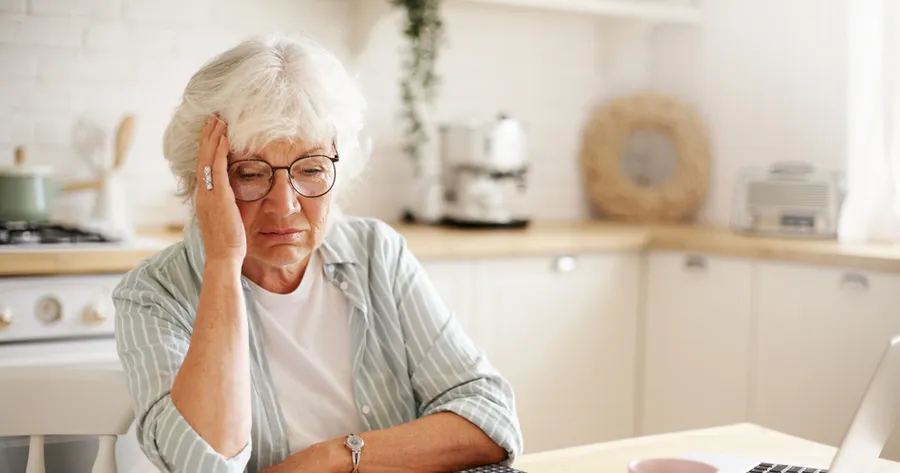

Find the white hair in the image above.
[{"left": 162, "top": 33, "right": 368, "bottom": 209}]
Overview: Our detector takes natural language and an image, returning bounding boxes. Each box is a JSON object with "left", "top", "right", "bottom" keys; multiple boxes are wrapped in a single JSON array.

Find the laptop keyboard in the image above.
[
  {"left": 748, "top": 463, "right": 827, "bottom": 473},
  {"left": 455, "top": 465, "right": 525, "bottom": 473}
]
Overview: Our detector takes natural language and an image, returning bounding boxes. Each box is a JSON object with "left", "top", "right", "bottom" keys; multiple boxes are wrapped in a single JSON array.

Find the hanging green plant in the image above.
[{"left": 390, "top": 0, "right": 445, "bottom": 173}]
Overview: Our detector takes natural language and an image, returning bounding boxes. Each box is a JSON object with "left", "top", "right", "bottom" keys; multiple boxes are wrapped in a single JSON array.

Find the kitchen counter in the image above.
[
  {"left": 514, "top": 423, "right": 900, "bottom": 472},
  {"left": 396, "top": 222, "right": 900, "bottom": 272},
  {"left": 2, "top": 220, "right": 900, "bottom": 277}
]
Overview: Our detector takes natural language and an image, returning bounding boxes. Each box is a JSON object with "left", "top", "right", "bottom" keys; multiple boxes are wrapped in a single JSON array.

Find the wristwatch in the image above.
[{"left": 344, "top": 433, "right": 364, "bottom": 473}]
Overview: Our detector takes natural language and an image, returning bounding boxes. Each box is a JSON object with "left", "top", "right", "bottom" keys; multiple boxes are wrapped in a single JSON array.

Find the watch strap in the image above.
[{"left": 351, "top": 450, "right": 361, "bottom": 473}]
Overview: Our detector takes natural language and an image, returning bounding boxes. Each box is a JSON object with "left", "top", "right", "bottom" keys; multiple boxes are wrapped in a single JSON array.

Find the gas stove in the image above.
[{"left": 0, "top": 221, "right": 117, "bottom": 245}]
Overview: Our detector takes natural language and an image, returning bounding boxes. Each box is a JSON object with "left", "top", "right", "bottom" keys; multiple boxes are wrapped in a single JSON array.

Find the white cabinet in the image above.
[
  {"left": 641, "top": 252, "right": 754, "bottom": 435},
  {"left": 423, "top": 253, "right": 641, "bottom": 454},
  {"left": 420, "top": 259, "right": 486, "bottom": 347},
  {"left": 751, "top": 262, "right": 900, "bottom": 458},
  {"left": 475, "top": 253, "right": 640, "bottom": 454},
  {"left": 425, "top": 246, "right": 900, "bottom": 459}
]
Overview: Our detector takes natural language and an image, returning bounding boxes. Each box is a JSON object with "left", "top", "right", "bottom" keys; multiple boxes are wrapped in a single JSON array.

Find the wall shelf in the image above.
[
  {"left": 349, "top": 0, "right": 702, "bottom": 57},
  {"left": 462, "top": 0, "right": 702, "bottom": 23}
]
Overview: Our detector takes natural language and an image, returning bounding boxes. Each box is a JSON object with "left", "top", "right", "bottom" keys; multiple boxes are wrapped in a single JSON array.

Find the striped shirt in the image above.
[{"left": 113, "top": 216, "right": 524, "bottom": 473}]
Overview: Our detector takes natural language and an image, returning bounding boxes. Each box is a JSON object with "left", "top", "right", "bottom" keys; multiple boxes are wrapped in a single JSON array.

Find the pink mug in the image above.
[{"left": 628, "top": 458, "right": 719, "bottom": 473}]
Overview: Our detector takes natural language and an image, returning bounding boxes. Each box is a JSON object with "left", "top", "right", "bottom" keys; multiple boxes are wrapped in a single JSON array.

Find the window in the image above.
[{"left": 839, "top": 0, "right": 900, "bottom": 242}]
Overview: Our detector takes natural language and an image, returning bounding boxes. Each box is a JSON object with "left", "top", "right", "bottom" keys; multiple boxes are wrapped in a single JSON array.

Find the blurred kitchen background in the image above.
[
  {"left": 4, "top": 0, "right": 900, "bottom": 471},
  {"left": 0, "top": 0, "right": 849, "bottom": 228}
]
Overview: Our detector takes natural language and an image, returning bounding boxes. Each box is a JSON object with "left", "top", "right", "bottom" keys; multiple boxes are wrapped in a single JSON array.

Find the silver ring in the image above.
[{"left": 203, "top": 166, "right": 213, "bottom": 190}]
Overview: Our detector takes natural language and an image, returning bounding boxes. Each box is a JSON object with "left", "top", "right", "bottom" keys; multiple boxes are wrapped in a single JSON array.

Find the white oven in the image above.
[
  {"left": 0, "top": 231, "right": 169, "bottom": 473},
  {"left": 0, "top": 273, "right": 151, "bottom": 473}
]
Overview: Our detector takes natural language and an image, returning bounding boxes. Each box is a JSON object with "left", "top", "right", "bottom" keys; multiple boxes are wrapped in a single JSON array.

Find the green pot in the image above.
[{"left": 0, "top": 164, "right": 59, "bottom": 223}]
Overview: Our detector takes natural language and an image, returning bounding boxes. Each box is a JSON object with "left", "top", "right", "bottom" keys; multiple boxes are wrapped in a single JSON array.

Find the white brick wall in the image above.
[
  {"left": 121, "top": 0, "right": 212, "bottom": 27},
  {"left": 29, "top": 0, "right": 120, "bottom": 18},
  {"left": 0, "top": 0, "right": 24, "bottom": 14},
  {"left": 83, "top": 23, "right": 176, "bottom": 54},
  {"left": 0, "top": 46, "right": 37, "bottom": 78},
  {"left": 0, "top": 0, "right": 612, "bottom": 227},
  {"left": 0, "top": 0, "right": 846, "bottom": 228},
  {"left": 651, "top": 0, "right": 848, "bottom": 225},
  {"left": 1, "top": 15, "right": 84, "bottom": 47}
]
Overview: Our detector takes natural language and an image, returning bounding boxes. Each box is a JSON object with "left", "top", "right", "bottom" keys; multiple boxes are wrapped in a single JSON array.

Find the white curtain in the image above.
[{"left": 838, "top": 0, "right": 900, "bottom": 243}]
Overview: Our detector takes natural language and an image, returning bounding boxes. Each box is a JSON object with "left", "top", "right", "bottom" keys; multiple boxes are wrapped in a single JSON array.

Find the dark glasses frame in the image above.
[{"left": 227, "top": 144, "right": 340, "bottom": 202}]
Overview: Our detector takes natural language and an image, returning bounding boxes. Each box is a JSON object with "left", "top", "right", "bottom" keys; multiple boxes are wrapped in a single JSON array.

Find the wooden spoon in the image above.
[
  {"left": 62, "top": 116, "right": 135, "bottom": 192},
  {"left": 14, "top": 146, "right": 25, "bottom": 165},
  {"left": 113, "top": 115, "right": 135, "bottom": 170},
  {"left": 62, "top": 179, "right": 102, "bottom": 192}
]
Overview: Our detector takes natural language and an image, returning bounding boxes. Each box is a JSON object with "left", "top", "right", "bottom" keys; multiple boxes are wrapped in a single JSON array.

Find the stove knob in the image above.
[
  {"left": 35, "top": 296, "right": 63, "bottom": 324},
  {"left": 0, "top": 306, "right": 12, "bottom": 329},
  {"left": 83, "top": 303, "right": 107, "bottom": 324}
]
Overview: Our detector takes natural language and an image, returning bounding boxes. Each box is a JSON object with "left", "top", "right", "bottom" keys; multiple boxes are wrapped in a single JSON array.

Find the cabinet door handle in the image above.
[
  {"left": 683, "top": 255, "right": 708, "bottom": 273},
  {"left": 840, "top": 273, "right": 870, "bottom": 292},
  {"left": 553, "top": 255, "right": 578, "bottom": 273}
]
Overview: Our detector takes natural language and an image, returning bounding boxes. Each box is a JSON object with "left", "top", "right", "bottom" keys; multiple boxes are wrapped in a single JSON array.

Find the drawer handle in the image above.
[
  {"left": 553, "top": 255, "right": 577, "bottom": 273},
  {"left": 840, "top": 273, "right": 869, "bottom": 291},
  {"left": 683, "top": 255, "right": 707, "bottom": 272}
]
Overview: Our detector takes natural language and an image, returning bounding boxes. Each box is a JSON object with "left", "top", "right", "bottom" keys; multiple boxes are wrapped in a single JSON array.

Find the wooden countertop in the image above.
[
  {"left": 514, "top": 423, "right": 900, "bottom": 472},
  {"left": 2, "top": 221, "right": 900, "bottom": 277}
]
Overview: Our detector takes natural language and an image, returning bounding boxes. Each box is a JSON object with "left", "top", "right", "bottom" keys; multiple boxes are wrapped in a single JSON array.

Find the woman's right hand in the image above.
[{"left": 195, "top": 115, "right": 247, "bottom": 265}]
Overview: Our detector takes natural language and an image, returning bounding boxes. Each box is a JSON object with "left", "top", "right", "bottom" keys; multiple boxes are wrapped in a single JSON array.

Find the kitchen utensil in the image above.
[
  {"left": 71, "top": 118, "right": 106, "bottom": 175},
  {"left": 0, "top": 147, "right": 58, "bottom": 222},
  {"left": 0, "top": 145, "right": 111, "bottom": 222},
  {"left": 439, "top": 113, "right": 530, "bottom": 228},
  {"left": 113, "top": 115, "right": 134, "bottom": 170},
  {"left": 1, "top": 114, "right": 136, "bottom": 224},
  {"left": 86, "top": 115, "right": 135, "bottom": 240},
  {"left": 63, "top": 116, "right": 134, "bottom": 193}
]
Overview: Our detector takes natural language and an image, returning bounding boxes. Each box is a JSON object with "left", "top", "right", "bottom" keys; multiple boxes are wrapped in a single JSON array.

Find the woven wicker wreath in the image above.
[{"left": 581, "top": 92, "right": 710, "bottom": 222}]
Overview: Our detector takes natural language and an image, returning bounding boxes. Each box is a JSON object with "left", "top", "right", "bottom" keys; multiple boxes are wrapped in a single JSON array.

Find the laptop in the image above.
[{"left": 686, "top": 334, "right": 900, "bottom": 473}]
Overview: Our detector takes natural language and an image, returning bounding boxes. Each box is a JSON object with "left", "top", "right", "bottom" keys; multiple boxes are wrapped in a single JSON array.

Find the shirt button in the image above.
[
  {"left": 361, "top": 405, "right": 371, "bottom": 415},
  {"left": 340, "top": 281, "right": 349, "bottom": 291}
]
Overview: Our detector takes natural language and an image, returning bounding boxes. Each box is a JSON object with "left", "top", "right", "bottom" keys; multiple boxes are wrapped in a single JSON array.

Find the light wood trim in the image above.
[
  {"left": 647, "top": 225, "right": 900, "bottom": 273},
  {"left": 0, "top": 249, "right": 164, "bottom": 277}
]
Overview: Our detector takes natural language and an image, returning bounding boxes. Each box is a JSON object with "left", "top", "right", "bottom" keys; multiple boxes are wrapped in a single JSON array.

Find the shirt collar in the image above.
[
  {"left": 318, "top": 234, "right": 357, "bottom": 267},
  {"left": 182, "top": 215, "right": 369, "bottom": 323}
]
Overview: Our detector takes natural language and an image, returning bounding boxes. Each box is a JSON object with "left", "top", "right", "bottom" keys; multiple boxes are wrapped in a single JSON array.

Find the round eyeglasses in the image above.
[{"left": 227, "top": 153, "right": 339, "bottom": 202}]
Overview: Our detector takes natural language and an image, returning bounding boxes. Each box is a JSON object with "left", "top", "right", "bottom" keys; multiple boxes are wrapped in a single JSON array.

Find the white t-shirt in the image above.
[{"left": 247, "top": 251, "right": 364, "bottom": 453}]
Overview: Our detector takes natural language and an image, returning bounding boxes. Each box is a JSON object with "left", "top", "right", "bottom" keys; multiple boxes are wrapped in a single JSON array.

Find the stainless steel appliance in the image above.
[
  {"left": 439, "top": 114, "right": 530, "bottom": 228},
  {"left": 730, "top": 161, "right": 844, "bottom": 238},
  {"left": 0, "top": 221, "right": 117, "bottom": 245}
]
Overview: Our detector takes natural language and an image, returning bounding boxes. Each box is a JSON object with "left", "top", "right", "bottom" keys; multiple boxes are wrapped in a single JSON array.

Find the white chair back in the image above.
[{"left": 0, "top": 366, "right": 134, "bottom": 473}]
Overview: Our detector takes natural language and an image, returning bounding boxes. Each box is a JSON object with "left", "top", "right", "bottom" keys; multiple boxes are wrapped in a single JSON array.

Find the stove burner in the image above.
[{"left": 0, "top": 221, "right": 115, "bottom": 245}]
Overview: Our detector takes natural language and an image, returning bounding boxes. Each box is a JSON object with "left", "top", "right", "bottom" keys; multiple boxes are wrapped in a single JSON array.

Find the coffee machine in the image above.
[{"left": 439, "top": 114, "right": 530, "bottom": 228}]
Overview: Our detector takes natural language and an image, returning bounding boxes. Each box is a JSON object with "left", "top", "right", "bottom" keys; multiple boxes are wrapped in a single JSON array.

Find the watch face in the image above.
[{"left": 346, "top": 435, "right": 364, "bottom": 450}]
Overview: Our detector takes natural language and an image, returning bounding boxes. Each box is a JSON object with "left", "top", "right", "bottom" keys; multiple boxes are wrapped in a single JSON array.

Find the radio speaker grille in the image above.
[{"left": 748, "top": 181, "right": 829, "bottom": 209}]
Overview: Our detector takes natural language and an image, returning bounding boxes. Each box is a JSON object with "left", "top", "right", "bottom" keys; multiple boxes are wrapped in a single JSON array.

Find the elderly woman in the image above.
[{"left": 113, "top": 34, "right": 522, "bottom": 473}]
